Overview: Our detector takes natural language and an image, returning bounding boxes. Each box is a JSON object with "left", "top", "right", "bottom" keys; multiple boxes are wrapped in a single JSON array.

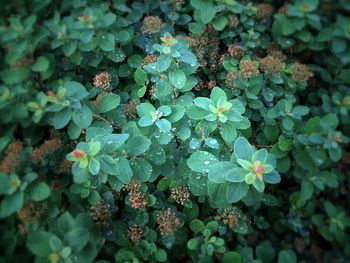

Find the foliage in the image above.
[{"left": 0, "top": 0, "right": 350, "bottom": 262}]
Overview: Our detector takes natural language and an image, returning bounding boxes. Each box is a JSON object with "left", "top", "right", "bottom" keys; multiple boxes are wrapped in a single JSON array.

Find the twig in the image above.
[{"left": 92, "top": 113, "right": 120, "bottom": 130}]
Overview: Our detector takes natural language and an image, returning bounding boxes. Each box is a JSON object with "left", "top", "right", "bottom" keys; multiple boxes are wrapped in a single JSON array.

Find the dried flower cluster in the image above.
[
  {"left": 170, "top": 186, "right": 190, "bottom": 205},
  {"left": 192, "top": 25, "right": 221, "bottom": 71},
  {"left": 239, "top": 60, "right": 260, "bottom": 79},
  {"left": 12, "top": 57, "right": 34, "bottom": 68},
  {"left": 141, "top": 16, "right": 165, "bottom": 34},
  {"left": 31, "top": 137, "right": 62, "bottom": 163},
  {"left": 259, "top": 55, "right": 283, "bottom": 75},
  {"left": 93, "top": 71, "right": 112, "bottom": 89},
  {"left": 207, "top": 80, "right": 217, "bottom": 90},
  {"left": 175, "top": 35, "right": 196, "bottom": 47},
  {"left": 215, "top": 208, "right": 240, "bottom": 228},
  {"left": 194, "top": 81, "right": 205, "bottom": 92},
  {"left": 227, "top": 45, "right": 245, "bottom": 58},
  {"left": 0, "top": 140, "right": 23, "bottom": 174},
  {"left": 142, "top": 54, "right": 158, "bottom": 68},
  {"left": 128, "top": 226, "right": 144, "bottom": 243},
  {"left": 58, "top": 158, "right": 72, "bottom": 174},
  {"left": 291, "top": 62, "right": 313, "bottom": 82},
  {"left": 124, "top": 99, "right": 138, "bottom": 119},
  {"left": 88, "top": 201, "right": 112, "bottom": 227},
  {"left": 268, "top": 44, "right": 286, "bottom": 61},
  {"left": 123, "top": 180, "right": 148, "bottom": 209},
  {"left": 129, "top": 191, "right": 148, "bottom": 209},
  {"left": 149, "top": 84, "right": 156, "bottom": 97},
  {"left": 225, "top": 71, "right": 239, "bottom": 89},
  {"left": 17, "top": 201, "right": 48, "bottom": 223},
  {"left": 255, "top": 3, "right": 274, "bottom": 20},
  {"left": 170, "top": 0, "right": 185, "bottom": 6},
  {"left": 228, "top": 15, "right": 239, "bottom": 28},
  {"left": 156, "top": 208, "right": 181, "bottom": 236},
  {"left": 123, "top": 180, "right": 142, "bottom": 193}
]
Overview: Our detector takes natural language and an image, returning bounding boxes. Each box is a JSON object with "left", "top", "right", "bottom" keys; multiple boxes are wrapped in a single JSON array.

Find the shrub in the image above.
[{"left": 0, "top": 0, "right": 350, "bottom": 262}]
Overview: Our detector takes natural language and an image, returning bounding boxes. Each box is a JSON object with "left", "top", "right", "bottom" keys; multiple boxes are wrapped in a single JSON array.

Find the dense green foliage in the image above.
[{"left": 0, "top": 0, "right": 350, "bottom": 262}]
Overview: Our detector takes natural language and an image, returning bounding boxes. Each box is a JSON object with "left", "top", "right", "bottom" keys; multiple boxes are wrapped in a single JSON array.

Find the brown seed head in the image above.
[
  {"left": 141, "top": 16, "right": 165, "bottom": 34},
  {"left": 93, "top": 72, "right": 112, "bottom": 89}
]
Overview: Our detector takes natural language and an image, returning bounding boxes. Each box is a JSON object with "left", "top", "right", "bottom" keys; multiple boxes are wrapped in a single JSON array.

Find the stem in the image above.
[
  {"left": 92, "top": 113, "right": 120, "bottom": 130},
  {"left": 254, "top": 144, "right": 273, "bottom": 149},
  {"left": 172, "top": 87, "right": 177, "bottom": 104}
]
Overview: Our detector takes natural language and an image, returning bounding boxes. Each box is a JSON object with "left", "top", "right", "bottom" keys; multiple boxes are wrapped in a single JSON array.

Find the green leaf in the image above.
[
  {"left": 256, "top": 241, "right": 276, "bottom": 263},
  {"left": 282, "top": 117, "right": 294, "bottom": 130},
  {"left": 137, "top": 103, "right": 156, "bottom": 117},
  {"left": 264, "top": 124, "right": 279, "bottom": 142},
  {"left": 139, "top": 116, "right": 153, "bottom": 127},
  {"left": 65, "top": 81, "right": 89, "bottom": 100},
  {"left": 157, "top": 55, "right": 172, "bottom": 72},
  {"left": 187, "top": 151, "right": 218, "bottom": 173},
  {"left": 291, "top": 106, "right": 309, "bottom": 118},
  {"left": 0, "top": 68, "right": 30, "bottom": 84},
  {"left": 169, "top": 69, "right": 186, "bottom": 89},
  {"left": 125, "top": 135, "right": 151, "bottom": 156},
  {"left": 27, "top": 231, "right": 55, "bottom": 257},
  {"left": 155, "top": 119, "right": 172, "bottom": 132},
  {"left": 99, "top": 154, "right": 119, "bottom": 175},
  {"left": 158, "top": 106, "right": 172, "bottom": 116},
  {"left": 88, "top": 158, "right": 100, "bottom": 175},
  {"left": 168, "top": 105, "right": 185, "bottom": 123},
  {"left": 212, "top": 16, "right": 228, "bottom": 31},
  {"left": 99, "top": 93, "right": 120, "bottom": 113},
  {"left": 207, "top": 182, "right": 229, "bottom": 206},
  {"left": 226, "top": 183, "right": 248, "bottom": 203},
  {"left": 31, "top": 56, "right": 49, "bottom": 72},
  {"left": 222, "top": 251, "right": 241, "bottom": 263},
  {"left": 155, "top": 79, "right": 172, "bottom": 97},
  {"left": 116, "top": 157, "right": 133, "bottom": 183},
  {"left": 102, "top": 134, "right": 129, "bottom": 152},
  {"left": 49, "top": 236, "right": 62, "bottom": 252},
  {"left": 155, "top": 249, "right": 167, "bottom": 262},
  {"left": 220, "top": 122, "right": 237, "bottom": 143},
  {"left": 99, "top": 32, "right": 115, "bottom": 51},
  {"left": 187, "top": 237, "right": 200, "bottom": 250},
  {"left": 57, "top": 212, "right": 75, "bottom": 234},
  {"left": 68, "top": 122, "right": 82, "bottom": 140},
  {"left": 63, "top": 41, "right": 77, "bottom": 56},
  {"left": 252, "top": 149, "right": 268, "bottom": 163},
  {"left": 72, "top": 104, "right": 92, "bottom": 129},
  {"left": 208, "top": 162, "right": 245, "bottom": 183},
  {"left": 234, "top": 137, "right": 254, "bottom": 161},
  {"left": 134, "top": 68, "right": 148, "bottom": 86},
  {"left": 71, "top": 164, "right": 89, "bottom": 183},
  {"left": 278, "top": 137, "right": 293, "bottom": 152},
  {"left": 29, "top": 182, "right": 51, "bottom": 201},
  {"left": 0, "top": 191, "right": 24, "bottom": 217},
  {"left": 263, "top": 171, "right": 281, "bottom": 184},
  {"left": 188, "top": 22, "right": 206, "bottom": 33},
  {"left": 64, "top": 228, "right": 89, "bottom": 251},
  {"left": 189, "top": 219, "right": 205, "bottom": 233},
  {"left": 237, "top": 159, "right": 252, "bottom": 171},
  {"left": 186, "top": 104, "right": 209, "bottom": 120},
  {"left": 130, "top": 158, "right": 152, "bottom": 182},
  {"left": 277, "top": 250, "right": 297, "bottom": 263},
  {"left": 324, "top": 201, "right": 337, "bottom": 218},
  {"left": 299, "top": 179, "right": 314, "bottom": 202},
  {"left": 253, "top": 178, "right": 265, "bottom": 192},
  {"left": 200, "top": 5, "right": 217, "bottom": 24},
  {"left": 52, "top": 108, "right": 72, "bottom": 129},
  {"left": 210, "top": 87, "right": 226, "bottom": 105}
]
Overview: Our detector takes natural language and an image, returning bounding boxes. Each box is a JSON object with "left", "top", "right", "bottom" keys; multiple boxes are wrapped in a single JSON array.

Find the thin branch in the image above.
[{"left": 92, "top": 113, "right": 120, "bottom": 130}]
